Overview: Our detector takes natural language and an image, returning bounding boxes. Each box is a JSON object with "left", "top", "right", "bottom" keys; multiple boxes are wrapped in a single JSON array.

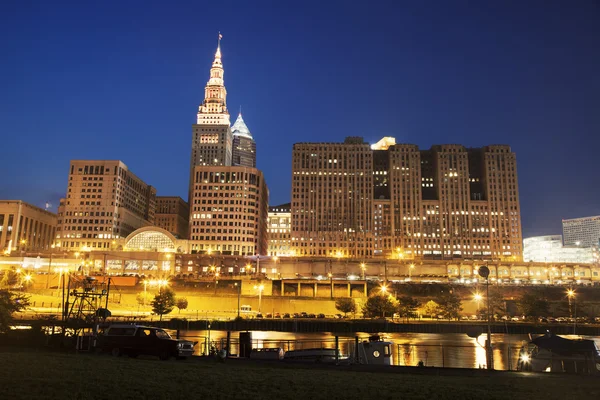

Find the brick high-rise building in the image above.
[
  {"left": 189, "top": 166, "right": 269, "bottom": 256},
  {"left": 155, "top": 196, "right": 189, "bottom": 239},
  {"left": 268, "top": 203, "right": 291, "bottom": 256},
  {"left": 291, "top": 137, "right": 523, "bottom": 261},
  {"left": 189, "top": 34, "right": 233, "bottom": 203},
  {"left": 56, "top": 160, "right": 156, "bottom": 250}
]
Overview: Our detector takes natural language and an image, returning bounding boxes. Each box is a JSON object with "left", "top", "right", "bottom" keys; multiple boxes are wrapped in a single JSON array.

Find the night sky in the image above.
[{"left": 1, "top": 1, "right": 598, "bottom": 238}]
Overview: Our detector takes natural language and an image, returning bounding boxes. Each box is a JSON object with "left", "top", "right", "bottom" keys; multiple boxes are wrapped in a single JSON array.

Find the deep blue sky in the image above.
[{"left": 1, "top": 0, "right": 599, "bottom": 237}]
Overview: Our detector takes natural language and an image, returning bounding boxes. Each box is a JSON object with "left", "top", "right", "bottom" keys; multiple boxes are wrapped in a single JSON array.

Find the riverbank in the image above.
[{"left": 0, "top": 348, "right": 598, "bottom": 400}]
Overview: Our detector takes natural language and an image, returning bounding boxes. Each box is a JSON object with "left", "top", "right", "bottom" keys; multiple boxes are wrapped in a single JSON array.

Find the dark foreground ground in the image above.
[{"left": 1, "top": 349, "right": 599, "bottom": 400}]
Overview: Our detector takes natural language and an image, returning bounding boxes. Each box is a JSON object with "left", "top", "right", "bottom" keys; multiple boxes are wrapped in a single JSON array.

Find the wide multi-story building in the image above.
[
  {"left": 155, "top": 196, "right": 189, "bottom": 239},
  {"left": 291, "top": 137, "right": 523, "bottom": 261},
  {"left": 55, "top": 160, "right": 156, "bottom": 250},
  {"left": 268, "top": 203, "right": 291, "bottom": 256},
  {"left": 523, "top": 235, "right": 599, "bottom": 264},
  {"left": 231, "top": 113, "right": 256, "bottom": 168},
  {"left": 189, "top": 166, "right": 269, "bottom": 256},
  {"left": 562, "top": 215, "right": 600, "bottom": 248},
  {"left": 0, "top": 200, "right": 57, "bottom": 253},
  {"left": 189, "top": 35, "right": 233, "bottom": 203}
]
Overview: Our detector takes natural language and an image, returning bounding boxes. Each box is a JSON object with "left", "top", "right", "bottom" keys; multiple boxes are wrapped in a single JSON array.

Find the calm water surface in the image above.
[{"left": 176, "top": 330, "right": 600, "bottom": 370}]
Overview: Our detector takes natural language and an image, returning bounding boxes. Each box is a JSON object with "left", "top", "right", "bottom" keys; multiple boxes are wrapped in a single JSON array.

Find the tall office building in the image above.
[
  {"left": 189, "top": 166, "right": 269, "bottom": 256},
  {"left": 155, "top": 196, "right": 189, "bottom": 239},
  {"left": 56, "top": 160, "right": 156, "bottom": 250},
  {"left": 189, "top": 35, "right": 233, "bottom": 203},
  {"left": 562, "top": 216, "right": 600, "bottom": 247},
  {"left": 0, "top": 200, "right": 57, "bottom": 253},
  {"left": 231, "top": 113, "right": 256, "bottom": 167},
  {"left": 291, "top": 137, "right": 523, "bottom": 261},
  {"left": 291, "top": 137, "right": 374, "bottom": 258}
]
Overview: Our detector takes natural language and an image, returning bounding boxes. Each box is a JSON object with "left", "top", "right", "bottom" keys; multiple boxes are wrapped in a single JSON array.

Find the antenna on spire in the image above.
[
  {"left": 218, "top": 31, "right": 223, "bottom": 48},
  {"left": 239, "top": 105, "right": 242, "bottom": 116}
]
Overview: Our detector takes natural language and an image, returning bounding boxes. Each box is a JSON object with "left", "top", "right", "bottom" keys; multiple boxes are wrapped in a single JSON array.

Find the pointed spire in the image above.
[
  {"left": 213, "top": 32, "right": 223, "bottom": 66},
  {"left": 231, "top": 112, "right": 252, "bottom": 138}
]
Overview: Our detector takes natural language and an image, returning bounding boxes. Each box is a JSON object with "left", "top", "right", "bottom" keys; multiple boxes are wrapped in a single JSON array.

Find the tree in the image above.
[
  {"left": 136, "top": 291, "right": 153, "bottom": 306},
  {"left": 421, "top": 300, "right": 440, "bottom": 319},
  {"left": 396, "top": 296, "right": 420, "bottom": 321},
  {"left": 517, "top": 292, "right": 549, "bottom": 320},
  {"left": 480, "top": 289, "right": 507, "bottom": 320},
  {"left": 362, "top": 294, "right": 397, "bottom": 318},
  {"left": 0, "top": 269, "right": 18, "bottom": 289},
  {"left": 335, "top": 298, "right": 356, "bottom": 317},
  {"left": 176, "top": 297, "right": 189, "bottom": 314},
  {"left": 437, "top": 292, "right": 463, "bottom": 320},
  {"left": 151, "top": 289, "right": 176, "bottom": 321},
  {"left": 0, "top": 290, "right": 30, "bottom": 332}
]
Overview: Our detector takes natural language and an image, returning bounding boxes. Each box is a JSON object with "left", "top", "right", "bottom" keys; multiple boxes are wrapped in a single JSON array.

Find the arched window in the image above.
[{"left": 126, "top": 231, "right": 175, "bottom": 251}]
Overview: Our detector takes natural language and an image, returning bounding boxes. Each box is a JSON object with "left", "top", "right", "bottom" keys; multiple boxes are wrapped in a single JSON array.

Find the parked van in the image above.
[{"left": 241, "top": 305, "right": 252, "bottom": 313}]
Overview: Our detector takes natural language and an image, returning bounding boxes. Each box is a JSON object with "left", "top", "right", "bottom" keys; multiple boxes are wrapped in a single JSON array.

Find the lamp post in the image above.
[
  {"left": 143, "top": 280, "right": 148, "bottom": 305},
  {"left": 474, "top": 293, "right": 483, "bottom": 316},
  {"left": 254, "top": 284, "right": 264, "bottom": 313},
  {"left": 409, "top": 263, "right": 415, "bottom": 281},
  {"left": 380, "top": 284, "right": 388, "bottom": 318},
  {"left": 478, "top": 265, "right": 493, "bottom": 370},
  {"left": 235, "top": 282, "right": 241, "bottom": 318},
  {"left": 360, "top": 263, "right": 366, "bottom": 280}
]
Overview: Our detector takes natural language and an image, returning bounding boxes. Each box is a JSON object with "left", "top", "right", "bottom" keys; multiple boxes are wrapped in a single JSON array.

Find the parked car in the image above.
[
  {"left": 283, "top": 313, "right": 291, "bottom": 319},
  {"left": 256, "top": 313, "right": 263, "bottom": 319},
  {"left": 96, "top": 324, "right": 195, "bottom": 360},
  {"left": 265, "top": 313, "right": 273, "bottom": 318},
  {"left": 274, "top": 313, "right": 281, "bottom": 319},
  {"left": 317, "top": 313, "right": 325, "bottom": 319},
  {"left": 292, "top": 313, "right": 300, "bottom": 318},
  {"left": 307, "top": 313, "right": 316, "bottom": 318},
  {"left": 511, "top": 316, "right": 521, "bottom": 322}
]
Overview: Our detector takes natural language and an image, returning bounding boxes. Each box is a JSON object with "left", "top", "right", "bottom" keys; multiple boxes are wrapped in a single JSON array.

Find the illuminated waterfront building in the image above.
[
  {"left": 523, "top": 235, "right": 599, "bottom": 264},
  {"left": 231, "top": 112, "right": 256, "bottom": 168},
  {"left": 562, "top": 215, "right": 600, "bottom": 248},
  {"left": 56, "top": 160, "right": 156, "bottom": 250},
  {"left": 268, "top": 203, "right": 291, "bottom": 256},
  {"left": 0, "top": 200, "right": 57, "bottom": 253},
  {"left": 155, "top": 196, "right": 189, "bottom": 239},
  {"left": 189, "top": 166, "right": 269, "bottom": 256},
  {"left": 291, "top": 137, "right": 523, "bottom": 261}
]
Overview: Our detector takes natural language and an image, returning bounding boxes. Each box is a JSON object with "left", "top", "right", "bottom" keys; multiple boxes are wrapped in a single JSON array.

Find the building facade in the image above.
[
  {"left": 291, "top": 137, "right": 523, "bottom": 261},
  {"left": 292, "top": 137, "right": 374, "bottom": 258},
  {"left": 55, "top": 160, "right": 156, "bottom": 250},
  {"left": 189, "top": 166, "right": 269, "bottom": 256},
  {"left": 155, "top": 196, "right": 189, "bottom": 239},
  {"left": 523, "top": 235, "right": 599, "bottom": 264},
  {"left": 268, "top": 203, "right": 291, "bottom": 256},
  {"left": 0, "top": 200, "right": 57, "bottom": 253},
  {"left": 562, "top": 216, "right": 600, "bottom": 248},
  {"left": 189, "top": 36, "right": 233, "bottom": 203},
  {"left": 231, "top": 113, "right": 256, "bottom": 168}
]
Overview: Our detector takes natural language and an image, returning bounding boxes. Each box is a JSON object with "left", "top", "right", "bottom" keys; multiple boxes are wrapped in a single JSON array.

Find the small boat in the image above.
[
  {"left": 518, "top": 332, "right": 600, "bottom": 374},
  {"left": 283, "top": 347, "right": 343, "bottom": 362}
]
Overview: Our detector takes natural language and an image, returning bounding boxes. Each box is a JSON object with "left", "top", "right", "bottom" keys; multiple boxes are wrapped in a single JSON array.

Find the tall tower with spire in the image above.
[
  {"left": 231, "top": 111, "right": 257, "bottom": 168},
  {"left": 189, "top": 34, "right": 233, "bottom": 202}
]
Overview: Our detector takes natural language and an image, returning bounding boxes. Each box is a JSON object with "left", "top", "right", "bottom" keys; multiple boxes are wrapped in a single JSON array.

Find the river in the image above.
[{"left": 174, "top": 330, "right": 600, "bottom": 371}]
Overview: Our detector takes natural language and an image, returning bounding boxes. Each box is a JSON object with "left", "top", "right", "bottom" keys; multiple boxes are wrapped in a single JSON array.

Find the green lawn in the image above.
[{"left": 0, "top": 349, "right": 598, "bottom": 400}]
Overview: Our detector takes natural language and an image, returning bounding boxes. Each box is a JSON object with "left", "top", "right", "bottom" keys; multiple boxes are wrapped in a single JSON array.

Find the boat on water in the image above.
[
  {"left": 517, "top": 332, "right": 600, "bottom": 374},
  {"left": 249, "top": 335, "right": 393, "bottom": 365}
]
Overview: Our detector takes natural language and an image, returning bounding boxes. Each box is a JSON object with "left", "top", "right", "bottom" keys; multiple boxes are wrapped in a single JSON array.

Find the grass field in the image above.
[{"left": 0, "top": 349, "right": 598, "bottom": 400}]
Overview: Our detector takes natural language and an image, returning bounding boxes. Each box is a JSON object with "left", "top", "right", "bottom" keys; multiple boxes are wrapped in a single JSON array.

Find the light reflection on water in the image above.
[{"left": 176, "top": 330, "right": 600, "bottom": 371}]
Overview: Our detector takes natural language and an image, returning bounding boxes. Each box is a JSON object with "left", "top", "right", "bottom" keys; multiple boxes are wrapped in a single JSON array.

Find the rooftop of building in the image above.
[
  {"left": 269, "top": 202, "right": 291, "bottom": 213},
  {"left": 0, "top": 200, "right": 58, "bottom": 218}
]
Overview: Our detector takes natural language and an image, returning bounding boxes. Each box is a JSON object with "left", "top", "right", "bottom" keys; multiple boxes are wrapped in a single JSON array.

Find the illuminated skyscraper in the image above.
[
  {"left": 291, "top": 137, "right": 523, "bottom": 261},
  {"left": 231, "top": 112, "right": 256, "bottom": 168},
  {"left": 189, "top": 34, "right": 233, "bottom": 202}
]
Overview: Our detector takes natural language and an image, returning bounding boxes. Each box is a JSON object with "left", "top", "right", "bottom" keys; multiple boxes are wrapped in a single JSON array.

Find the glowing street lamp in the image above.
[
  {"left": 360, "top": 263, "right": 367, "bottom": 280},
  {"left": 567, "top": 288, "right": 575, "bottom": 318},
  {"left": 380, "top": 284, "right": 388, "bottom": 294},
  {"left": 253, "top": 284, "right": 265, "bottom": 312},
  {"left": 473, "top": 293, "right": 483, "bottom": 313},
  {"left": 409, "top": 263, "right": 415, "bottom": 280}
]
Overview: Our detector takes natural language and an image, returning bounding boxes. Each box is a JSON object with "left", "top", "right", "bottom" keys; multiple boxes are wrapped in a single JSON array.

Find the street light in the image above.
[
  {"left": 409, "top": 263, "right": 415, "bottom": 281},
  {"left": 253, "top": 284, "right": 264, "bottom": 313},
  {"left": 328, "top": 272, "right": 333, "bottom": 299},
  {"left": 360, "top": 263, "right": 366, "bottom": 280},
  {"left": 473, "top": 293, "right": 483, "bottom": 315},
  {"left": 235, "top": 282, "right": 241, "bottom": 318},
  {"left": 478, "top": 266, "right": 493, "bottom": 370}
]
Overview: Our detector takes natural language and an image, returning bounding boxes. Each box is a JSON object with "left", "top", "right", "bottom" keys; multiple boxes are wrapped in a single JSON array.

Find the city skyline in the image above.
[{"left": 1, "top": 1, "right": 599, "bottom": 238}]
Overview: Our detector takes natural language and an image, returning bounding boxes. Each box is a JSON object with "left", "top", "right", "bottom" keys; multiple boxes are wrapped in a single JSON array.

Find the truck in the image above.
[{"left": 95, "top": 324, "right": 196, "bottom": 360}]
